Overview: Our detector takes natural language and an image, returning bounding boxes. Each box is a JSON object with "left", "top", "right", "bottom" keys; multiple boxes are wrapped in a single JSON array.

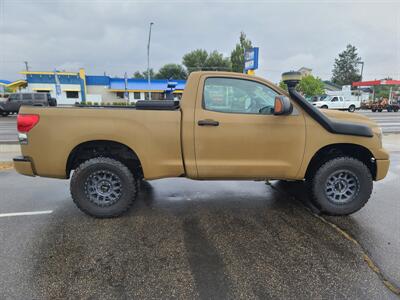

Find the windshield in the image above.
[{"left": 322, "top": 96, "right": 333, "bottom": 102}]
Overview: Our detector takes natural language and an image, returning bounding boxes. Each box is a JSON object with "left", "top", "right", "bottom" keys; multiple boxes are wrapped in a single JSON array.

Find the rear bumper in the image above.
[
  {"left": 375, "top": 159, "right": 390, "bottom": 181},
  {"left": 13, "top": 156, "right": 35, "bottom": 177}
]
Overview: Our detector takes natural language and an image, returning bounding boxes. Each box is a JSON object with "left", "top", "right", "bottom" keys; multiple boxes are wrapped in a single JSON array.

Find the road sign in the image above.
[{"left": 244, "top": 47, "right": 259, "bottom": 71}]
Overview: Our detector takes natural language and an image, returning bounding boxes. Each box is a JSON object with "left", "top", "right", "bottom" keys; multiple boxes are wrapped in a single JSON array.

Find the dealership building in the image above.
[{"left": 20, "top": 69, "right": 185, "bottom": 105}]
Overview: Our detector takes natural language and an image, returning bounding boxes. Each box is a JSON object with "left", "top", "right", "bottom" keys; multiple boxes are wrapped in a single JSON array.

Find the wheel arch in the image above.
[
  {"left": 305, "top": 143, "right": 377, "bottom": 180},
  {"left": 66, "top": 140, "right": 144, "bottom": 179}
]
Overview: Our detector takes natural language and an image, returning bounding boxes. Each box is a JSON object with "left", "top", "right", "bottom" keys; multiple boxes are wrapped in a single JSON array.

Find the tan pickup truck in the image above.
[{"left": 14, "top": 71, "right": 389, "bottom": 218}]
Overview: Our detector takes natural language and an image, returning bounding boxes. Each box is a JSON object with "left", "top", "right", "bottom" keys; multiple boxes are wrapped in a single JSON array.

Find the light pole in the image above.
[
  {"left": 147, "top": 22, "right": 154, "bottom": 100},
  {"left": 357, "top": 61, "right": 364, "bottom": 81}
]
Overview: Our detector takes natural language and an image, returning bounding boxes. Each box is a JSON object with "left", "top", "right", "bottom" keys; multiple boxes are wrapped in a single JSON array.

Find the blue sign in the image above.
[{"left": 244, "top": 47, "right": 259, "bottom": 71}]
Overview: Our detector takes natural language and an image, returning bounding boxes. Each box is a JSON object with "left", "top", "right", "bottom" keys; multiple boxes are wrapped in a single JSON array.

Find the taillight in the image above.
[{"left": 17, "top": 114, "right": 40, "bottom": 133}]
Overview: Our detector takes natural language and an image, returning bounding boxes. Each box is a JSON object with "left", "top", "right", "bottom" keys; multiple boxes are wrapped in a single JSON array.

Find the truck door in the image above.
[
  {"left": 194, "top": 75, "right": 306, "bottom": 179},
  {"left": 330, "top": 96, "right": 339, "bottom": 109}
]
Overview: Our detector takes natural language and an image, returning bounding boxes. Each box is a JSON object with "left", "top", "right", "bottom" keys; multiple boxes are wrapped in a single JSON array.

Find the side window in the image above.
[
  {"left": 34, "top": 93, "right": 46, "bottom": 100},
  {"left": 331, "top": 97, "right": 338, "bottom": 102},
  {"left": 22, "top": 94, "right": 32, "bottom": 101},
  {"left": 203, "top": 77, "right": 278, "bottom": 115},
  {"left": 9, "top": 94, "right": 18, "bottom": 101}
]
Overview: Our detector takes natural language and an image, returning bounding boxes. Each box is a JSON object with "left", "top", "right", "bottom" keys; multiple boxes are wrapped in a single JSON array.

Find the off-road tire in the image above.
[
  {"left": 70, "top": 157, "right": 138, "bottom": 218},
  {"left": 310, "top": 157, "right": 373, "bottom": 216},
  {"left": 348, "top": 105, "right": 355, "bottom": 112}
]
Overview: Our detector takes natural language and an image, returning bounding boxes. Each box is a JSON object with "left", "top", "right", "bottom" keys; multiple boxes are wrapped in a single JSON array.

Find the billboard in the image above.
[{"left": 244, "top": 47, "right": 259, "bottom": 71}]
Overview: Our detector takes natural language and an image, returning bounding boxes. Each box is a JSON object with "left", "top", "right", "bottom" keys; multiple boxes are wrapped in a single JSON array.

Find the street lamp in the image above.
[{"left": 147, "top": 22, "right": 154, "bottom": 100}]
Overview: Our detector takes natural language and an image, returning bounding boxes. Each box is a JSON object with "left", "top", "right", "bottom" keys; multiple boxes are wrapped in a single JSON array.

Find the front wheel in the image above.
[
  {"left": 70, "top": 157, "right": 138, "bottom": 218},
  {"left": 321, "top": 105, "right": 328, "bottom": 109},
  {"left": 309, "top": 157, "right": 372, "bottom": 215},
  {"left": 348, "top": 105, "right": 355, "bottom": 112},
  {"left": 1, "top": 111, "right": 9, "bottom": 117}
]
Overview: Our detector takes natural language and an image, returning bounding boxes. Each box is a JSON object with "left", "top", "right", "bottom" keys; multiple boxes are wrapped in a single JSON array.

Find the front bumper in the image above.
[
  {"left": 13, "top": 156, "right": 35, "bottom": 177},
  {"left": 375, "top": 159, "right": 390, "bottom": 181}
]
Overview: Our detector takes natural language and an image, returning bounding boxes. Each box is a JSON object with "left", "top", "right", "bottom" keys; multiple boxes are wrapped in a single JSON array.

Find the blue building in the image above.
[{"left": 21, "top": 69, "right": 186, "bottom": 105}]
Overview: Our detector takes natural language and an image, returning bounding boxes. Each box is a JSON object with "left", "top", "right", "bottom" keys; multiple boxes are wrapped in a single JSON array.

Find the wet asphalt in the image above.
[{"left": 0, "top": 154, "right": 399, "bottom": 299}]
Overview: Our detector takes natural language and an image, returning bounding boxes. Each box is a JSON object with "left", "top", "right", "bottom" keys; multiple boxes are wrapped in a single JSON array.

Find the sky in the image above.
[{"left": 0, "top": 0, "right": 399, "bottom": 83}]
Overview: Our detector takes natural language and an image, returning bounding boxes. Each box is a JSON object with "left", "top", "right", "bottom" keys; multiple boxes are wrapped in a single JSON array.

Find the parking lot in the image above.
[{"left": 0, "top": 145, "right": 399, "bottom": 298}]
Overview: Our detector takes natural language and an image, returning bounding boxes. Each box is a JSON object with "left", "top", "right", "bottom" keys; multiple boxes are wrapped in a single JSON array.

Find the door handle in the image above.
[{"left": 198, "top": 119, "right": 219, "bottom": 126}]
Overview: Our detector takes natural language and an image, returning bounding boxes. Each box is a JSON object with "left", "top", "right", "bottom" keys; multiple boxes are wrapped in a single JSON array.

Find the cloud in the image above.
[{"left": 0, "top": 0, "right": 399, "bottom": 82}]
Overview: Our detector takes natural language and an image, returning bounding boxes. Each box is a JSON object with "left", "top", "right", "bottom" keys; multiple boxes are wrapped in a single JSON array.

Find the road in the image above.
[
  {"left": 358, "top": 111, "right": 400, "bottom": 133},
  {"left": 0, "top": 115, "right": 17, "bottom": 142},
  {"left": 0, "top": 153, "right": 399, "bottom": 298},
  {"left": 0, "top": 110, "right": 399, "bottom": 142}
]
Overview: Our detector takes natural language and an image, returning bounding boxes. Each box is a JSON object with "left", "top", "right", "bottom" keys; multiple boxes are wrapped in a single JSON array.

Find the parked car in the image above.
[
  {"left": 312, "top": 95, "right": 361, "bottom": 112},
  {"left": 0, "top": 92, "right": 56, "bottom": 116},
  {"left": 14, "top": 71, "right": 389, "bottom": 218}
]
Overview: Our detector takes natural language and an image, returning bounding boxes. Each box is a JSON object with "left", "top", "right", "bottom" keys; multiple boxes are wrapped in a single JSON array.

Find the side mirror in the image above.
[{"left": 274, "top": 95, "right": 293, "bottom": 115}]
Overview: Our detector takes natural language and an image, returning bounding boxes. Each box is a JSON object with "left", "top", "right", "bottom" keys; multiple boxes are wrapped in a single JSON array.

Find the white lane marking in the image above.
[{"left": 0, "top": 210, "right": 53, "bottom": 218}]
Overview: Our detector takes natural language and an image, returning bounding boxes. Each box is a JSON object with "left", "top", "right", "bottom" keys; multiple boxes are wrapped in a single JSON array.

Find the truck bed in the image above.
[{"left": 18, "top": 105, "right": 185, "bottom": 179}]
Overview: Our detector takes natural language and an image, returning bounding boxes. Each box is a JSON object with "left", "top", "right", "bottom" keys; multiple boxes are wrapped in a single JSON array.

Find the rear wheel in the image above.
[
  {"left": 378, "top": 108, "right": 383, "bottom": 112},
  {"left": 70, "top": 157, "right": 138, "bottom": 218},
  {"left": 348, "top": 105, "right": 355, "bottom": 112},
  {"left": 371, "top": 107, "right": 376, "bottom": 112},
  {"left": 394, "top": 107, "right": 399, "bottom": 112},
  {"left": 1, "top": 111, "right": 9, "bottom": 117},
  {"left": 309, "top": 157, "right": 372, "bottom": 215}
]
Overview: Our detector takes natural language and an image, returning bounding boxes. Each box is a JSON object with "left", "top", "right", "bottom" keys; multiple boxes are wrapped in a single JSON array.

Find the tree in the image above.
[
  {"left": 278, "top": 80, "right": 288, "bottom": 91},
  {"left": 204, "top": 50, "right": 231, "bottom": 71},
  {"left": 296, "top": 75, "right": 325, "bottom": 97},
  {"left": 155, "top": 63, "right": 187, "bottom": 80},
  {"left": 182, "top": 49, "right": 208, "bottom": 73},
  {"left": 230, "top": 32, "right": 252, "bottom": 73},
  {"left": 133, "top": 69, "right": 155, "bottom": 79},
  {"left": 182, "top": 49, "right": 231, "bottom": 74},
  {"left": 278, "top": 75, "right": 324, "bottom": 97},
  {"left": 332, "top": 44, "right": 362, "bottom": 86}
]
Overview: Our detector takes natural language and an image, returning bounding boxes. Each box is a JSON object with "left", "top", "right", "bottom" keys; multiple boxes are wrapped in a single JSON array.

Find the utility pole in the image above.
[
  {"left": 357, "top": 61, "right": 364, "bottom": 81},
  {"left": 147, "top": 22, "right": 154, "bottom": 100},
  {"left": 24, "top": 61, "right": 29, "bottom": 71}
]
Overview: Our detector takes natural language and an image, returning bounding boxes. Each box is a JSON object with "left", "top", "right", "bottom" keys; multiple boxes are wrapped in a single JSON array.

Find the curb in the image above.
[
  {"left": 0, "top": 140, "right": 18, "bottom": 145},
  {"left": 0, "top": 161, "right": 13, "bottom": 170},
  {"left": 0, "top": 143, "right": 20, "bottom": 153}
]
